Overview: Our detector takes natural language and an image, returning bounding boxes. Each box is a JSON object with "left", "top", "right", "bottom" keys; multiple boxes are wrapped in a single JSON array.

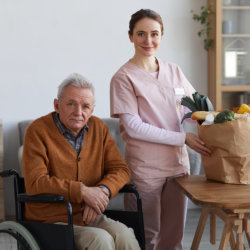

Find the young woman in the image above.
[{"left": 110, "top": 9, "right": 211, "bottom": 250}]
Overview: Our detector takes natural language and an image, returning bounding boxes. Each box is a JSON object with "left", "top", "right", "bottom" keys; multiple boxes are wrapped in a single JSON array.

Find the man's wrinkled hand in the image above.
[
  {"left": 81, "top": 186, "right": 109, "bottom": 214},
  {"left": 81, "top": 204, "right": 99, "bottom": 225}
]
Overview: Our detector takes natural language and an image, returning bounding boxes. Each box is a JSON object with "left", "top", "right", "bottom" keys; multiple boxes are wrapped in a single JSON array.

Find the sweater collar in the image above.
[{"left": 52, "top": 112, "right": 88, "bottom": 138}]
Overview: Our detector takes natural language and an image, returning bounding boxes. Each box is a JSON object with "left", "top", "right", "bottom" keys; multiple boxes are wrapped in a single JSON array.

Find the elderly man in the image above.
[{"left": 22, "top": 73, "right": 140, "bottom": 250}]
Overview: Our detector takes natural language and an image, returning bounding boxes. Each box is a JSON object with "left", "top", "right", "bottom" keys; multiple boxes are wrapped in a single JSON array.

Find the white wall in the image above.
[{"left": 0, "top": 0, "right": 207, "bottom": 217}]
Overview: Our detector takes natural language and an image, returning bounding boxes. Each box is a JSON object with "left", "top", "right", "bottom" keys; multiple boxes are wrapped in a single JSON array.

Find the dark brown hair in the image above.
[{"left": 129, "top": 9, "right": 164, "bottom": 36}]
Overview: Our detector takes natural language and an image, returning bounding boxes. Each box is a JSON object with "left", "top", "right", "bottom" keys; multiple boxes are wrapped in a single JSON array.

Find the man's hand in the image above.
[
  {"left": 81, "top": 186, "right": 109, "bottom": 214},
  {"left": 81, "top": 204, "right": 99, "bottom": 225},
  {"left": 185, "top": 133, "right": 212, "bottom": 156}
]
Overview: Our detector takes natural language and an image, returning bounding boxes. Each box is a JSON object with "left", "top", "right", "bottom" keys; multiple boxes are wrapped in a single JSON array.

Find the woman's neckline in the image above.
[{"left": 129, "top": 56, "right": 159, "bottom": 73}]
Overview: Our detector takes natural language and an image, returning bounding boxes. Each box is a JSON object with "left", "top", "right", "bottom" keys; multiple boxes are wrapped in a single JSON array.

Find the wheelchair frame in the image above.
[{"left": 0, "top": 169, "right": 145, "bottom": 250}]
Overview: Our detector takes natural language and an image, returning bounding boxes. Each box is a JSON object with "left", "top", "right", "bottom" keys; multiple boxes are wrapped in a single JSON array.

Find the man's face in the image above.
[{"left": 54, "top": 85, "right": 95, "bottom": 136}]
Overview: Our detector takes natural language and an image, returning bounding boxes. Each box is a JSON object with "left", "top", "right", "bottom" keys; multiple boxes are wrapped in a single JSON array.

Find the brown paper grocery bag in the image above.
[{"left": 198, "top": 117, "right": 250, "bottom": 184}]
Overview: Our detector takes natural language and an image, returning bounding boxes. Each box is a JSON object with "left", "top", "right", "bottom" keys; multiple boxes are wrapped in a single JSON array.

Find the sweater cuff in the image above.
[
  {"left": 99, "top": 185, "right": 110, "bottom": 198},
  {"left": 69, "top": 181, "right": 82, "bottom": 203}
]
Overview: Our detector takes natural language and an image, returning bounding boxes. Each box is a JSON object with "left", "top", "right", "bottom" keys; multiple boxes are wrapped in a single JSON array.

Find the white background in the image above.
[{"left": 0, "top": 0, "right": 207, "bottom": 217}]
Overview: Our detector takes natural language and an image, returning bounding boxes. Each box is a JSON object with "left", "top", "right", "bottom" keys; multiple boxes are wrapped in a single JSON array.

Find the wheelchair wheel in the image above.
[{"left": 0, "top": 221, "right": 40, "bottom": 250}]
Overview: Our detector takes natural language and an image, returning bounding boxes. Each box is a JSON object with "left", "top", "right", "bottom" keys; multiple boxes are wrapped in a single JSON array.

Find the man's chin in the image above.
[{"left": 72, "top": 124, "right": 84, "bottom": 129}]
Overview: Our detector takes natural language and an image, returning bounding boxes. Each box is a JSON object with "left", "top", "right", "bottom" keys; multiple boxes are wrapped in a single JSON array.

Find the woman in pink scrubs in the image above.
[{"left": 110, "top": 9, "right": 211, "bottom": 250}]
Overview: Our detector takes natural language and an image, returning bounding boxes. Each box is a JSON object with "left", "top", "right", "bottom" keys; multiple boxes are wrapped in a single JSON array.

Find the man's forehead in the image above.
[
  {"left": 63, "top": 87, "right": 94, "bottom": 99},
  {"left": 66, "top": 97, "right": 93, "bottom": 103}
]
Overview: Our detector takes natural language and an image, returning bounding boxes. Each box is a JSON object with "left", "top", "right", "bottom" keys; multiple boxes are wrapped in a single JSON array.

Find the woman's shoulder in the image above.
[{"left": 111, "top": 60, "right": 139, "bottom": 79}]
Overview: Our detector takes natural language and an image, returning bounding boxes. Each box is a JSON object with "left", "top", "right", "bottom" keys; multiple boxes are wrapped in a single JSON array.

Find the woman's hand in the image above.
[{"left": 185, "top": 133, "right": 212, "bottom": 156}]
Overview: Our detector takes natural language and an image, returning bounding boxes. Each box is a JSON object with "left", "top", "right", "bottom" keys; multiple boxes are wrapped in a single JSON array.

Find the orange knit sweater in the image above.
[{"left": 22, "top": 113, "right": 130, "bottom": 225}]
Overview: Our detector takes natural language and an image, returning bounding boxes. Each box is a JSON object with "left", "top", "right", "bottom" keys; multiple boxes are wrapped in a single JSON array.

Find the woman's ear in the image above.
[{"left": 128, "top": 31, "right": 133, "bottom": 43}]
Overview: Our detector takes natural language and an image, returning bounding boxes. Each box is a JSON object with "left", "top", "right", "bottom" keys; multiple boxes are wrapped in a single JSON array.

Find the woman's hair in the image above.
[
  {"left": 129, "top": 9, "right": 164, "bottom": 36},
  {"left": 57, "top": 73, "right": 95, "bottom": 101}
]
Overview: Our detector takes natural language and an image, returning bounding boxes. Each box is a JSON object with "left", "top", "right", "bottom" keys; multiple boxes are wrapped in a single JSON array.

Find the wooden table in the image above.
[{"left": 175, "top": 175, "right": 250, "bottom": 250}]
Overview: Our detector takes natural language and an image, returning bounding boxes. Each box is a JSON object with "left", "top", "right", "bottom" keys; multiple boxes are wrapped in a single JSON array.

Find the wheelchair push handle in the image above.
[{"left": 0, "top": 169, "right": 19, "bottom": 178}]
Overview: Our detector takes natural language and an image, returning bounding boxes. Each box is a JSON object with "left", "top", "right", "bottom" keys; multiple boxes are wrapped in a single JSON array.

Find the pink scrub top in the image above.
[{"left": 110, "top": 58, "right": 195, "bottom": 179}]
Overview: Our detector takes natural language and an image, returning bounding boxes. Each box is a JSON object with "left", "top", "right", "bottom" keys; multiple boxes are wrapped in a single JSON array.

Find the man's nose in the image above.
[{"left": 74, "top": 105, "right": 82, "bottom": 114}]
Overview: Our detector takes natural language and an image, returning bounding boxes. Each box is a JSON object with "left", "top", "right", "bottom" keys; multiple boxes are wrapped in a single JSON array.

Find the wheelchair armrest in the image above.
[
  {"left": 119, "top": 184, "right": 141, "bottom": 199},
  {"left": 118, "top": 184, "right": 143, "bottom": 212},
  {"left": 17, "top": 193, "right": 73, "bottom": 226},
  {"left": 0, "top": 169, "right": 19, "bottom": 178},
  {"left": 17, "top": 193, "right": 65, "bottom": 203},
  {"left": 119, "top": 184, "right": 137, "bottom": 193}
]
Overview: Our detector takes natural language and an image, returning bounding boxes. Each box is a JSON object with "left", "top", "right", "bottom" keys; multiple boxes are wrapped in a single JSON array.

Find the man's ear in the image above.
[
  {"left": 90, "top": 104, "right": 95, "bottom": 115},
  {"left": 54, "top": 99, "right": 59, "bottom": 113}
]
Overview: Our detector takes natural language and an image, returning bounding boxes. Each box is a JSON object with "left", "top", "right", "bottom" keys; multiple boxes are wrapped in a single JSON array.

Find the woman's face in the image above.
[{"left": 129, "top": 17, "right": 162, "bottom": 58}]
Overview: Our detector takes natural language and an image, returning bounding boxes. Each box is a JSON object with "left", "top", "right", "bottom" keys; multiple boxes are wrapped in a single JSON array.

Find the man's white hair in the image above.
[{"left": 57, "top": 73, "right": 95, "bottom": 101}]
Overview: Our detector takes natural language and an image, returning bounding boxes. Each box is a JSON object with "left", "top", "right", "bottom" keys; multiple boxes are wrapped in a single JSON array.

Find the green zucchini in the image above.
[{"left": 181, "top": 92, "right": 214, "bottom": 124}]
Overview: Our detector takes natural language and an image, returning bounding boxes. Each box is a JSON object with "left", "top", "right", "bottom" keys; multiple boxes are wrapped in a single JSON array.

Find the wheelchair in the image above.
[{"left": 0, "top": 169, "right": 145, "bottom": 250}]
